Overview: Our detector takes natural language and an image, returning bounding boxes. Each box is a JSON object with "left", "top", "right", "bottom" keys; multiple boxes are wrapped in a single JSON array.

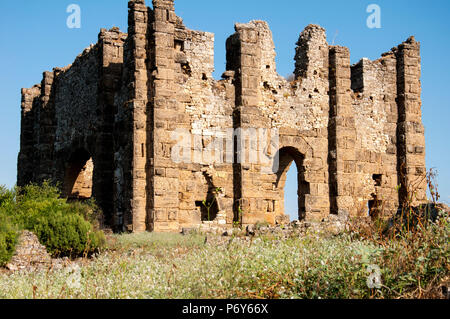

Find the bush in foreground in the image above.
[
  {"left": 33, "top": 211, "right": 105, "bottom": 258},
  {"left": 0, "top": 213, "right": 447, "bottom": 299},
  {"left": 0, "top": 182, "right": 105, "bottom": 259}
]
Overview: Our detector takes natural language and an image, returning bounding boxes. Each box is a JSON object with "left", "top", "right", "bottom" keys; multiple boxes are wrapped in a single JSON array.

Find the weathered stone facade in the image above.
[{"left": 18, "top": 0, "right": 427, "bottom": 233}]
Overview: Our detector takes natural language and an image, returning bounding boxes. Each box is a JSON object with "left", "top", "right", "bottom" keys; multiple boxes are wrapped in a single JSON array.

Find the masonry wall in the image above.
[
  {"left": 349, "top": 53, "right": 400, "bottom": 216},
  {"left": 18, "top": 28, "right": 126, "bottom": 228},
  {"left": 19, "top": 0, "right": 427, "bottom": 233},
  {"left": 174, "top": 21, "right": 236, "bottom": 230},
  {"left": 146, "top": 0, "right": 237, "bottom": 232}
]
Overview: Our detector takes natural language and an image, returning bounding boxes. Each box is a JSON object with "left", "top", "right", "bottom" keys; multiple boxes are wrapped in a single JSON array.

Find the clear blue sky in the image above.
[{"left": 0, "top": 0, "right": 449, "bottom": 217}]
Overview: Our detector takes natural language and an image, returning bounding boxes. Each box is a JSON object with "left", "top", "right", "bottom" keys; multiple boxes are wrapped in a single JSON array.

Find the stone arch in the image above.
[
  {"left": 274, "top": 146, "right": 310, "bottom": 221},
  {"left": 63, "top": 148, "right": 94, "bottom": 200}
]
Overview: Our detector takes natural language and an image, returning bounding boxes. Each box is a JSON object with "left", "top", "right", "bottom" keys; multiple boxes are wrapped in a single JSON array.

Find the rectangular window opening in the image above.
[
  {"left": 372, "top": 174, "right": 382, "bottom": 187},
  {"left": 175, "top": 39, "right": 184, "bottom": 52}
]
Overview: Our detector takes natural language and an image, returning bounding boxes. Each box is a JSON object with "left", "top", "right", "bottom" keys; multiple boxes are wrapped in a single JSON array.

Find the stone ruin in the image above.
[
  {"left": 18, "top": 0, "right": 427, "bottom": 233},
  {"left": 5, "top": 231, "right": 71, "bottom": 272}
]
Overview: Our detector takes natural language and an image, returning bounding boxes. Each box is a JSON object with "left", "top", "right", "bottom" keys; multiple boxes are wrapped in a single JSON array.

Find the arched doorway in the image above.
[
  {"left": 275, "top": 147, "right": 309, "bottom": 221},
  {"left": 284, "top": 165, "right": 298, "bottom": 221},
  {"left": 63, "top": 149, "right": 93, "bottom": 200}
]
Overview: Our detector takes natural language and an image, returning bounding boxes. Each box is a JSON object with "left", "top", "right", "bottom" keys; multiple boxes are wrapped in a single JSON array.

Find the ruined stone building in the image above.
[{"left": 18, "top": 0, "right": 427, "bottom": 232}]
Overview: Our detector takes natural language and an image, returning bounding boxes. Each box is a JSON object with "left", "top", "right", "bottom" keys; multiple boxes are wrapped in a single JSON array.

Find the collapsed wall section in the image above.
[
  {"left": 145, "top": 0, "right": 236, "bottom": 232},
  {"left": 226, "top": 22, "right": 331, "bottom": 224},
  {"left": 174, "top": 21, "right": 236, "bottom": 229},
  {"left": 349, "top": 53, "right": 399, "bottom": 216},
  {"left": 344, "top": 38, "right": 426, "bottom": 217}
]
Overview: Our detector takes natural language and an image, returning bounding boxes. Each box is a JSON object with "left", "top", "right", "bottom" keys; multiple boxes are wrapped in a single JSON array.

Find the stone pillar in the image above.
[
  {"left": 293, "top": 25, "right": 330, "bottom": 221},
  {"left": 378, "top": 53, "right": 400, "bottom": 214},
  {"left": 231, "top": 21, "right": 275, "bottom": 225},
  {"left": 97, "top": 28, "right": 126, "bottom": 227},
  {"left": 329, "top": 46, "right": 357, "bottom": 216},
  {"left": 148, "top": 0, "right": 181, "bottom": 232},
  {"left": 18, "top": 86, "right": 41, "bottom": 187},
  {"left": 37, "top": 71, "right": 57, "bottom": 184},
  {"left": 127, "top": 0, "right": 150, "bottom": 232},
  {"left": 395, "top": 37, "right": 427, "bottom": 206}
]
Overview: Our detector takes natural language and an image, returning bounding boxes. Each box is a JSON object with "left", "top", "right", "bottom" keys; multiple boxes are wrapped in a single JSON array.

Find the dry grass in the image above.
[{"left": 0, "top": 213, "right": 447, "bottom": 299}]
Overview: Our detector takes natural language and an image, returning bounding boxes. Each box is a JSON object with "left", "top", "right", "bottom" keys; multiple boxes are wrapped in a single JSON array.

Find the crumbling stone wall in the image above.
[
  {"left": 350, "top": 53, "right": 399, "bottom": 216},
  {"left": 18, "top": 28, "right": 127, "bottom": 227},
  {"left": 18, "top": 0, "right": 427, "bottom": 233}
]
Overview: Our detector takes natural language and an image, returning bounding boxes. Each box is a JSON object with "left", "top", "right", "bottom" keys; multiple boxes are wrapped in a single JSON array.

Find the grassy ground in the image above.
[{"left": 0, "top": 216, "right": 448, "bottom": 299}]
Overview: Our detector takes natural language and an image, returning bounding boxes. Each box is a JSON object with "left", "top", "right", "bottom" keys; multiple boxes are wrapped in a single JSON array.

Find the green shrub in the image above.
[
  {"left": 18, "top": 182, "right": 61, "bottom": 202},
  {"left": 0, "top": 214, "right": 19, "bottom": 266},
  {"left": 0, "top": 185, "right": 15, "bottom": 204},
  {"left": 65, "top": 199, "right": 103, "bottom": 231},
  {"left": 0, "top": 185, "right": 16, "bottom": 215},
  {"left": 1, "top": 182, "right": 105, "bottom": 259},
  {"left": 33, "top": 212, "right": 105, "bottom": 258}
]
